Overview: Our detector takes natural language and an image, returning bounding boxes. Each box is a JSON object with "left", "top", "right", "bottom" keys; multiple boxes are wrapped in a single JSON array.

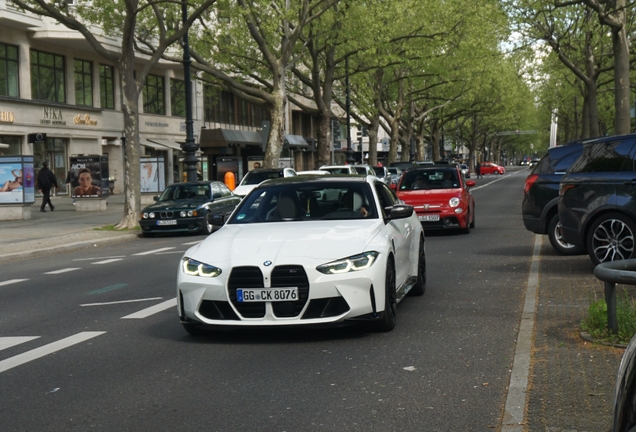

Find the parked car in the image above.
[
  {"left": 396, "top": 165, "right": 475, "bottom": 233},
  {"left": 177, "top": 175, "right": 426, "bottom": 334},
  {"left": 479, "top": 162, "right": 506, "bottom": 175},
  {"left": 139, "top": 181, "right": 241, "bottom": 237},
  {"left": 371, "top": 165, "right": 392, "bottom": 184},
  {"left": 522, "top": 140, "right": 584, "bottom": 255},
  {"left": 389, "top": 161, "right": 417, "bottom": 171},
  {"left": 351, "top": 164, "right": 376, "bottom": 176},
  {"left": 558, "top": 133, "right": 636, "bottom": 265},
  {"left": 233, "top": 167, "right": 297, "bottom": 197},
  {"left": 387, "top": 167, "right": 403, "bottom": 185},
  {"left": 459, "top": 164, "right": 470, "bottom": 178},
  {"left": 319, "top": 165, "right": 358, "bottom": 175}
]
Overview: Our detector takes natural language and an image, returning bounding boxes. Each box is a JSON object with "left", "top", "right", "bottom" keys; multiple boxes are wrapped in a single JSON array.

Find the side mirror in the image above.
[
  {"left": 385, "top": 204, "right": 414, "bottom": 220},
  {"left": 153, "top": 196, "right": 159, "bottom": 201},
  {"left": 206, "top": 213, "right": 226, "bottom": 227},
  {"left": 390, "top": 183, "right": 397, "bottom": 191},
  {"left": 466, "top": 180, "right": 476, "bottom": 188}
]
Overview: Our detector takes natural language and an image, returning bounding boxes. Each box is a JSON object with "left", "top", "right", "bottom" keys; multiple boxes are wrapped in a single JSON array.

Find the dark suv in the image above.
[
  {"left": 522, "top": 140, "right": 584, "bottom": 255},
  {"left": 558, "top": 133, "right": 636, "bottom": 265}
]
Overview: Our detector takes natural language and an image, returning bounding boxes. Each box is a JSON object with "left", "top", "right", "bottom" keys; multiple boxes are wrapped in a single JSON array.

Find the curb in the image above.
[
  {"left": 0, "top": 232, "right": 139, "bottom": 264},
  {"left": 580, "top": 332, "right": 628, "bottom": 349}
]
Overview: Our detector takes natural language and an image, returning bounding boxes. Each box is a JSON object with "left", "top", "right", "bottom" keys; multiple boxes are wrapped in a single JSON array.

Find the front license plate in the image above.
[
  {"left": 419, "top": 215, "right": 440, "bottom": 222},
  {"left": 156, "top": 220, "right": 177, "bottom": 226},
  {"left": 237, "top": 288, "right": 299, "bottom": 302}
]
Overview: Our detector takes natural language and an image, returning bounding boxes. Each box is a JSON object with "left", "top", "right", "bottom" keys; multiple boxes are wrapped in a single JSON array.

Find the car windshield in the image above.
[
  {"left": 241, "top": 170, "right": 283, "bottom": 185},
  {"left": 157, "top": 184, "right": 210, "bottom": 202},
  {"left": 400, "top": 169, "right": 460, "bottom": 190},
  {"left": 352, "top": 166, "right": 367, "bottom": 174},
  {"left": 322, "top": 167, "right": 351, "bottom": 174},
  {"left": 371, "top": 166, "right": 385, "bottom": 176},
  {"left": 228, "top": 182, "right": 377, "bottom": 223}
]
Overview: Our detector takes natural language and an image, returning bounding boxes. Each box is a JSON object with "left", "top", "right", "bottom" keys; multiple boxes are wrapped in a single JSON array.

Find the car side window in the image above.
[
  {"left": 553, "top": 151, "right": 583, "bottom": 174},
  {"left": 569, "top": 140, "right": 636, "bottom": 173},
  {"left": 218, "top": 183, "right": 232, "bottom": 197},
  {"left": 375, "top": 183, "right": 397, "bottom": 218},
  {"left": 211, "top": 183, "right": 223, "bottom": 199}
]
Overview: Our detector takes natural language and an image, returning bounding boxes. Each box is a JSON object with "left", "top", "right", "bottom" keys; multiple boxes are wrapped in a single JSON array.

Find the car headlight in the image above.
[
  {"left": 180, "top": 211, "right": 186, "bottom": 217},
  {"left": 449, "top": 197, "right": 460, "bottom": 207},
  {"left": 149, "top": 212, "right": 155, "bottom": 219},
  {"left": 182, "top": 258, "right": 222, "bottom": 278},
  {"left": 188, "top": 210, "right": 195, "bottom": 217},
  {"left": 316, "top": 251, "right": 379, "bottom": 274},
  {"left": 141, "top": 212, "right": 148, "bottom": 219}
]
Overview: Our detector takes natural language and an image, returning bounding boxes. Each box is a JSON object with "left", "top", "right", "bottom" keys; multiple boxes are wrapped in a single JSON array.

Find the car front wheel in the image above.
[
  {"left": 548, "top": 214, "right": 584, "bottom": 256},
  {"left": 203, "top": 212, "right": 214, "bottom": 235},
  {"left": 371, "top": 258, "right": 397, "bottom": 332},
  {"left": 586, "top": 212, "right": 636, "bottom": 265},
  {"left": 409, "top": 236, "right": 426, "bottom": 296}
]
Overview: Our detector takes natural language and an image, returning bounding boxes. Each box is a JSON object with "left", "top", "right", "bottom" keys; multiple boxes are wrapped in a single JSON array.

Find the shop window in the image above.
[
  {"left": 170, "top": 78, "right": 186, "bottom": 117},
  {"left": 30, "top": 50, "right": 65, "bottom": 103},
  {"left": 33, "top": 138, "right": 68, "bottom": 194},
  {"left": 143, "top": 74, "right": 165, "bottom": 115},
  {"left": 0, "top": 135, "right": 21, "bottom": 155},
  {"left": 0, "top": 43, "right": 19, "bottom": 97},
  {"left": 99, "top": 64, "right": 115, "bottom": 109},
  {"left": 74, "top": 59, "right": 93, "bottom": 106}
]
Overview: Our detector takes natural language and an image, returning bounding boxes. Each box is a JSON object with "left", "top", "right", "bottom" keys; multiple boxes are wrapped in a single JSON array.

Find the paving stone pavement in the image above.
[{"left": 525, "top": 242, "right": 627, "bottom": 432}]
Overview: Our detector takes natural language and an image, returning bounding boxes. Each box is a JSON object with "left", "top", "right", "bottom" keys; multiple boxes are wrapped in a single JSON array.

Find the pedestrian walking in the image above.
[
  {"left": 475, "top": 161, "right": 482, "bottom": 179},
  {"left": 37, "top": 161, "right": 58, "bottom": 212},
  {"left": 65, "top": 169, "right": 76, "bottom": 205}
]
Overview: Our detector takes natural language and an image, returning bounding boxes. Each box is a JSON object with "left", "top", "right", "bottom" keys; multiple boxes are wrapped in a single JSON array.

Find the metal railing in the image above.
[{"left": 593, "top": 259, "right": 636, "bottom": 334}]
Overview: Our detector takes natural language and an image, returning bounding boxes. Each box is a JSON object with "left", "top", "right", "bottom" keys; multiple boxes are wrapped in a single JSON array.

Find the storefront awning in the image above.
[
  {"left": 200, "top": 128, "right": 263, "bottom": 148},
  {"left": 147, "top": 138, "right": 183, "bottom": 152},
  {"left": 283, "top": 134, "right": 309, "bottom": 149}
]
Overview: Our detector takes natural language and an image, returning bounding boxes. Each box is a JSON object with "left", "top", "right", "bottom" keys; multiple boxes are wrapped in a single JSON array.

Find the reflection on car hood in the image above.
[
  {"left": 142, "top": 200, "right": 203, "bottom": 211},
  {"left": 233, "top": 184, "right": 257, "bottom": 197},
  {"left": 187, "top": 220, "right": 383, "bottom": 265}
]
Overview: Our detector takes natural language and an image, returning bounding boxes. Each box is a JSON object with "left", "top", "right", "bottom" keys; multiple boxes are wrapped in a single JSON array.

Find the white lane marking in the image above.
[
  {"left": 121, "top": 298, "right": 177, "bottom": 319},
  {"left": 91, "top": 258, "right": 123, "bottom": 265},
  {"left": 0, "top": 331, "right": 106, "bottom": 374},
  {"left": 133, "top": 247, "right": 175, "bottom": 256},
  {"left": 182, "top": 240, "right": 201, "bottom": 245},
  {"left": 81, "top": 297, "right": 164, "bottom": 307},
  {"left": 0, "top": 279, "right": 28, "bottom": 287},
  {"left": 73, "top": 256, "right": 126, "bottom": 261},
  {"left": 470, "top": 174, "right": 508, "bottom": 191},
  {"left": 0, "top": 336, "right": 40, "bottom": 352},
  {"left": 45, "top": 268, "right": 81, "bottom": 275},
  {"left": 500, "top": 234, "right": 542, "bottom": 432},
  {"left": 156, "top": 251, "right": 186, "bottom": 255}
]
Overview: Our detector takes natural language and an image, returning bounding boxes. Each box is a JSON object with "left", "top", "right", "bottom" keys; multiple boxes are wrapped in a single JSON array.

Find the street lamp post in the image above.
[{"left": 181, "top": 1, "right": 199, "bottom": 182}]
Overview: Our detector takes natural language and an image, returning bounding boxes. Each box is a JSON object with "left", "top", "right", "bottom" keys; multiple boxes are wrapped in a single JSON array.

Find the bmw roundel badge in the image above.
[{"left": 263, "top": 260, "right": 272, "bottom": 267}]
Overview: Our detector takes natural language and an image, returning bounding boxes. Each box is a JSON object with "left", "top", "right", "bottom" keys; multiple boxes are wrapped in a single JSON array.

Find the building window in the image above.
[
  {"left": 99, "top": 64, "right": 115, "bottom": 109},
  {"left": 0, "top": 135, "right": 21, "bottom": 155},
  {"left": 170, "top": 78, "right": 186, "bottom": 117},
  {"left": 204, "top": 85, "right": 268, "bottom": 126},
  {"left": 143, "top": 74, "right": 165, "bottom": 115},
  {"left": 74, "top": 59, "right": 93, "bottom": 106},
  {"left": 0, "top": 43, "right": 19, "bottom": 97},
  {"left": 30, "top": 50, "right": 65, "bottom": 103}
]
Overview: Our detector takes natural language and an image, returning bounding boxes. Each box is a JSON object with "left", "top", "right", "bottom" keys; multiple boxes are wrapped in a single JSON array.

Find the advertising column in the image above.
[
  {"left": 69, "top": 155, "right": 109, "bottom": 211},
  {"left": 0, "top": 156, "right": 36, "bottom": 220}
]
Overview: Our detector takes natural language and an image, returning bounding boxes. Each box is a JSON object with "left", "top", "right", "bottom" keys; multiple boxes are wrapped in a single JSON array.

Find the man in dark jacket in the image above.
[{"left": 37, "top": 161, "right": 58, "bottom": 212}]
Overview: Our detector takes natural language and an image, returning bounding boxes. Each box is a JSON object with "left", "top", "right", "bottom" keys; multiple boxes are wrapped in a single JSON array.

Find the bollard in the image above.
[{"left": 594, "top": 259, "right": 636, "bottom": 335}]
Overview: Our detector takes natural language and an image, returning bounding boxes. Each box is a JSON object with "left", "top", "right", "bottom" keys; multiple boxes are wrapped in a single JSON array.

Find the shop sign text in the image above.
[
  {"left": 41, "top": 107, "right": 66, "bottom": 125},
  {"left": 74, "top": 114, "right": 97, "bottom": 126},
  {"left": 0, "top": 111, "right": 14, "bottom": 123}
]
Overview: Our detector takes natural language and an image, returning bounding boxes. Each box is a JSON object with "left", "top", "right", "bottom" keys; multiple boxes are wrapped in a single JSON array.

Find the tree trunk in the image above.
[
  {"left": 316, "top": 112, "right": 331, "bottom": 168},
  {"left": 264, "top": 87, "right": 286, "bottom": 168},
  {"left": 116, "top": 58, "right": 141, "bottom": 230},
  {"left": 368, "top": 113, "right": 380, "bottom": 166},
  {"left": 611, "top": 19, "right": 630, "bottom": 134},
  {"left": 431, "top": 121, "right": 441, "bottom": 161}
]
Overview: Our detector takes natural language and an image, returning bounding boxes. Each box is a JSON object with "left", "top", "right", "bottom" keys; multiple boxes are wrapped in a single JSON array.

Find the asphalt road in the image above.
[{"left": 0, "top": 168, "right": 536, "bottom": 431}]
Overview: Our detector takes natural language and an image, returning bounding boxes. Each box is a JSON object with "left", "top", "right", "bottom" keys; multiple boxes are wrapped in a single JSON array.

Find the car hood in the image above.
[
  {"left": 187, "top": 220, "right": 384, "bottom": 266},
  {"left": 142, "top": 200, "right": 205, "bottom": 211}
]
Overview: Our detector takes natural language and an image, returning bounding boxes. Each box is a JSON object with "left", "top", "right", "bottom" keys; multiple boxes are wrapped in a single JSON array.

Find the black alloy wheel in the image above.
[
  {"left": 586, "top": 212, "right": 636, "bottom": 265},
  {"left": 409, "top": 236, "right": 426, "bottom": 296},
  {"left": 371, "top": 258, "right": 397, "bottom": 332},
  {"left": 470, "top": 209, "right": 475, "bottom": 228},
  {"left": 548, "top": 214, "right": 584, "bottom": 256},
  {"left": 461, "top": 212, "right": 471, "bottom": 234}
]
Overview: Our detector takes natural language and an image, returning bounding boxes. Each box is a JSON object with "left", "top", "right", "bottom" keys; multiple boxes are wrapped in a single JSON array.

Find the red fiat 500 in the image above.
[
  {"left": 479, "top": 162, "right": 505, "bottom": 175},
  {"left": 396, "top": 166, "right": 476, "bottom": 233}
]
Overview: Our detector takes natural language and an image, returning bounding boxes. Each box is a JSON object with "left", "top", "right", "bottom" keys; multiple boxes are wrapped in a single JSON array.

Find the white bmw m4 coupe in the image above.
[{"left": 177, "top": 174, "right": 426, "bottom": 334}]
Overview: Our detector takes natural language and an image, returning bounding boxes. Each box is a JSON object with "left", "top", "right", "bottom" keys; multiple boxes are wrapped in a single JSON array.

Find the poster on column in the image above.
[
  {"left": 69, "top": 156, "right": 102, "bottom": 198},
  {"left": 140, "top": 157, "right": 165, "bottom": 193},
  {"left": 0, "top": 161, "right": 24, "bottom": 203}
]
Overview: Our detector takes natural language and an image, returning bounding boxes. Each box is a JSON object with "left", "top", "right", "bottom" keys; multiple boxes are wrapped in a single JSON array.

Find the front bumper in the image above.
[
  {"left": 140, "top": 217, "right": 205, "bottom": 233},
  {"left": 416, "top": 209, "right": 468, "bottom": 230}
]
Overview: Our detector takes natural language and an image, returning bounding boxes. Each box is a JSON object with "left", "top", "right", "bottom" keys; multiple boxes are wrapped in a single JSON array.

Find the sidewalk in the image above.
[
  {"left": 0, "top": 193, "right": 138, "bottom": 262},
  {"left": 0, "top": 193, "right": 627, "bottom": 430}
]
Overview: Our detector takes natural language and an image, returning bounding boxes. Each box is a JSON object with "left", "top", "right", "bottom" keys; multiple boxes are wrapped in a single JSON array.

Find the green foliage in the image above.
[{"left": 581, "top": 289, "right": 636, "bottom": 345}]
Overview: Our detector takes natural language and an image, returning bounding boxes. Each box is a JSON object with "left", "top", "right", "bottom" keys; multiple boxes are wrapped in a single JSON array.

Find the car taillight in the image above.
[
  {"left": 559, "top": 183, "right": 577, "bottom": 197},
  {"left": 524, "top": 174, "right": 539, "bottom": 194}
]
